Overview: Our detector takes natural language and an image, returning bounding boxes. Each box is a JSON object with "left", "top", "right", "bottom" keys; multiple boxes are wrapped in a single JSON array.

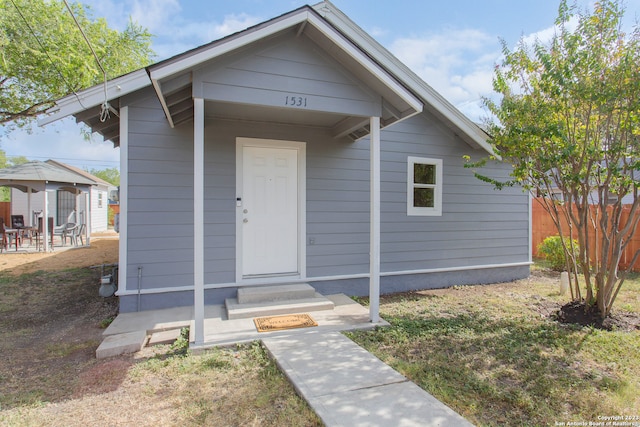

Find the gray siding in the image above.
[
  {"left": 195, "top": 34, "right": 381, "bottom": 117},
  {"left": 124, "top": 87, "right": 195, "bottom": 292},
  {"left": 377, "top": 114, "right": 529, "bottom": 273},
  {"left": 306, "top": 134, "right": 371, "bottom": 276},
  {"left": 123, "top": 102, "right": 528, "bottom": 295}
]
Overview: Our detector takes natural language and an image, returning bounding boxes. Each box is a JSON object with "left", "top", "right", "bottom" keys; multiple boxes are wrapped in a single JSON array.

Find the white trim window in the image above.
[{"left": 407, "top": 156, "right": 443, "bottom": 216}]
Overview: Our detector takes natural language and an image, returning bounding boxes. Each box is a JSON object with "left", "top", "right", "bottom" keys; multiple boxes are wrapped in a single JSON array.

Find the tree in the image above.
[
  {"left": 89, "top": 167, "right": 119, "bottom": 186},
  {"left": 0, "top": 0, "right": 154, "bottom": 130},
  {"left": 0, "top": 151, "right": 31, "bottom": 201},
  {"left": 481, "top": 0, "right": 640, "bottom": 319}
]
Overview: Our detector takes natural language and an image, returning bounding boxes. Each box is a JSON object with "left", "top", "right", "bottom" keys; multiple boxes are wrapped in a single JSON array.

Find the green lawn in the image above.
[{"left": 348, "top": 268, "right": 640, "bottom": 427}]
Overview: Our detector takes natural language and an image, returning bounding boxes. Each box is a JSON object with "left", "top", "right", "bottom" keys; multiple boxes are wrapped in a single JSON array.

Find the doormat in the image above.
[{"left": 254, "top": 313, "right": 318, "bottom": 332}]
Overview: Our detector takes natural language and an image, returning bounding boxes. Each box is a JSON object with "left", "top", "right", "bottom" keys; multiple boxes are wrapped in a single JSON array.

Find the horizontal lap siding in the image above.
[
  {"left": 379, "top": 115, "right": 529, "bottom": 273},
  {"left": 202, "top": 123, "right": 235, "bottom": 283},
  {"left": 306, "top": 135, "right": 370, "bottom": 277},
  {"left": 125, "top": 89, "right": 195, "bottom": 291},
  {"left": 197, "top": 35, "right": 380, "bottom": 117}
]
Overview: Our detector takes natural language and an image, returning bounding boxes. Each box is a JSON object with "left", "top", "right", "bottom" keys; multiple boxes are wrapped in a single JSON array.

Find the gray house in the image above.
[{"left": 41, "top": 1, "right": 530, "bottom": 343}]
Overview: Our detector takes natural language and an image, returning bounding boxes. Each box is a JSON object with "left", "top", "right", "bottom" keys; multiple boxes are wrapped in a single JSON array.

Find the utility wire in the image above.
[
  {"left": 62, "top": 0, "right": 111, "bottom": 122},
  {"left": 6, "top": 154, "right": 119, "bottom": 165},
  {"left": 8, "top": 0, "right": 89, "bottom": 111}
]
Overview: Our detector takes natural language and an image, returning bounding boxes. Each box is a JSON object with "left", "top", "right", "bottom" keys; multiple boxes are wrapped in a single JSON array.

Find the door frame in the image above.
[{"left": 235, "top": 137, "right": 306, "bottom": 284}]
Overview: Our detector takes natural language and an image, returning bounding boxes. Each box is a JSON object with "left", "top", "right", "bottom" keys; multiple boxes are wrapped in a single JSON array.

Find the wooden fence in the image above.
[
  {"left": 532, "top": 197, "right": 640, "bottom": 271},
  {"left": 0, "top": 202, "right": 10, "bottom": 225}
]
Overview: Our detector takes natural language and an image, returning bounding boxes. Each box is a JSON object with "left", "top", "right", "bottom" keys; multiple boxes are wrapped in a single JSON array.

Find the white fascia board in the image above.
[
  {"left": 38, "top": 69, "right": 150, "bottom": 126},
  {"left": 314, "top": 2, "right": 496, "bottom": 157},
  {"left": 152, "top": 79, "right": 175, "bottom": 128},
  {"left": 307, "top": 14, "right": 423, "bottom": 114}
]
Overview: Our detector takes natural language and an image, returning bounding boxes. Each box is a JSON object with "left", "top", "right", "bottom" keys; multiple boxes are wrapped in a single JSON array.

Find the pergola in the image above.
[{"left": 0, "top": 161, "right": 94, "bottom": 249}]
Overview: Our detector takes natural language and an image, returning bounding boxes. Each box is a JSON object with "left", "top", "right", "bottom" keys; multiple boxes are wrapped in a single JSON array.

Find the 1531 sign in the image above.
[{"left": 285, "top": 95, "right": 308, "bottom": 107}]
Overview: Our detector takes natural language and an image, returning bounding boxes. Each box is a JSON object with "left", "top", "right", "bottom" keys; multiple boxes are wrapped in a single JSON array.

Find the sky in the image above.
[{"left": 2, "top": 0, "right": 639, "bottom": 171}]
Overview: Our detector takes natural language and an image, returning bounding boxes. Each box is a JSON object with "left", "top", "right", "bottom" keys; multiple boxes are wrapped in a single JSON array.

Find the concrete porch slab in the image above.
[
  {"left": 192, "top": 293, "right": 386, "bottom": 349},
  {"left": 101, "top": 293, "right": 385, "bottom": 350},
  {"left": 104, "top": 306, "right": 193, "bottom": 336}
]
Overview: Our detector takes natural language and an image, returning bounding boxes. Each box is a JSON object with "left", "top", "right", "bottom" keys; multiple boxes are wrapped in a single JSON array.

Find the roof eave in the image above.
[
  {"left": 148, "top": 6, "right": 423, "bottom": 128},
  {"left": 313, "top": 1, "right": 498, "bottom": 158},
  {"left": 38, "top": 69, "right": 150, "bottom": 126}
]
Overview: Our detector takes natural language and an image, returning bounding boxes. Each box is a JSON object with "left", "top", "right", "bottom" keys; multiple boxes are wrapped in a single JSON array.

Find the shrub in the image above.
[{"left": 538, "top": 236, "right": 579, "bottom": 271}]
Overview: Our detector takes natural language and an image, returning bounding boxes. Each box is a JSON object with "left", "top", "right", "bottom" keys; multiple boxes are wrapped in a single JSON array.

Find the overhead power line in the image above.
[
  {"left": 62, "top": 0, "right": 112, "bottom": 122},
  {"left": 4, "top": 154, "right": 119, "bottom": 165}
]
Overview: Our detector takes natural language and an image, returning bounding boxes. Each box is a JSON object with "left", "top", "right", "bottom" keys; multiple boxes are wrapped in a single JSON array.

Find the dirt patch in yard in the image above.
[
  {"left": 0, "top": 233, "right": 119, "bottom": 276},
  {"left": 557, "top": 300, "right": 640, "bottom": 331},
  {"left": 0, "top": 236, "right": 120, "bottom": 409}
]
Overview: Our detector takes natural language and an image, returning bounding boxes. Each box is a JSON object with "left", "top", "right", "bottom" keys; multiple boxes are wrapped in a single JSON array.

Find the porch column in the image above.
[
  {"left": 27, "top": 188, "right": 32, "bottom": 226},
  {"left": 75, "top": 193, "right": 80, "bottom": 224},
  {"left": 43, "top": 189, "right": 49, "bottom": 251},
  {"left": 117, "top": 106, "right": 129, "bottom": 301},
  {"left": 193, "top": 97, "right": 205, "bottom": 345},
  {"left": 369, "top": 116, "right": 381, "bottom": 323},
  {"left": 85, "top": 191, "right": 91, "bottom": 245}
]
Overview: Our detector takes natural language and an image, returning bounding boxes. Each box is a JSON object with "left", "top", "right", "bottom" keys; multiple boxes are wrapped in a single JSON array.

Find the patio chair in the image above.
[
  {"left": 68, "top": 223, "right": 85, "bottom": 246},
  {"left": 53, "top": 222, "right": 74, "bottom": 246},
  {"left": 11, "top": 215, "right": 32, "bottom": 246},
  {"left": 11, "top": 215, "right": 25, "bottom": 228},
  {"left": 0, "top": 217, "right": 19, "bottom": 252}
]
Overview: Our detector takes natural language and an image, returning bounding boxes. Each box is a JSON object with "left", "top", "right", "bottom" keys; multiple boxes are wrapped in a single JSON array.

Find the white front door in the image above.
[{"left": 241, "top": 144, "right": 299, "bottom": 277}]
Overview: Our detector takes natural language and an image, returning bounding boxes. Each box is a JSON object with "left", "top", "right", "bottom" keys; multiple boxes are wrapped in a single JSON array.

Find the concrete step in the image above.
[
  {"left": 148, "top": 328, "right": 182, "bottom": 346},
  {"left": 96, "top": 330, "right": 148, "bottom": 359},
  {"left": 237, "top": 283, "right": 317, "bottom": 304},
  {"left": 226, "top": 292, "right": 335, "bottom": 320}
]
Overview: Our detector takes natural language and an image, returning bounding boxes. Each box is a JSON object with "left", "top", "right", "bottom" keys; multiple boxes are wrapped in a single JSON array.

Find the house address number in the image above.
[{"left": 285, "top": 95, "right": 308, "bottom": 107}]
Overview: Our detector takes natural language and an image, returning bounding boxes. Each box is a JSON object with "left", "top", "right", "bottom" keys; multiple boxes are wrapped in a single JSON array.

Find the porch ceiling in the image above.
[
  {"left": 205, "top": 100, "right": 339, "bottom": 126},
  {"left": 205, "top": 100, "right": 379, "bottom": 139}
]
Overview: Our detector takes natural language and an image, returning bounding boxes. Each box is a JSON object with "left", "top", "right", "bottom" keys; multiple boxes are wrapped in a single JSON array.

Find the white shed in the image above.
[{"left": 10, "top": 160, "right": 112, "bottom": 232}]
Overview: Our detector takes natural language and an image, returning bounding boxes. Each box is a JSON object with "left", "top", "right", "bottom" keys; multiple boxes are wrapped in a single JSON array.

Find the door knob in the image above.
[{"left": 243, "top": 218, "right": 248, "bottom": 223}]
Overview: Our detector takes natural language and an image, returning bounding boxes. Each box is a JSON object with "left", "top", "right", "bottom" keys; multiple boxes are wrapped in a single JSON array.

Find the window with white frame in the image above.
[{"left": 407, "top": 156, "right": 443, "bottom": 216}]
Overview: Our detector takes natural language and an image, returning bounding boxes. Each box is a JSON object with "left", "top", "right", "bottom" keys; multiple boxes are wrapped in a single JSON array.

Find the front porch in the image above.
[{"left": 99, "top": 290, "right": 385, "bottom": 357}]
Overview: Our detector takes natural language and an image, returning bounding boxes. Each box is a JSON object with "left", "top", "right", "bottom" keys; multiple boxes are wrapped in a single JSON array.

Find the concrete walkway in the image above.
[
  {"left": 263, "top": 331, "right": 474, "bottom": 427},
  {"left": 103, "top": 295, "right": 474, "bottom": 426}
]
